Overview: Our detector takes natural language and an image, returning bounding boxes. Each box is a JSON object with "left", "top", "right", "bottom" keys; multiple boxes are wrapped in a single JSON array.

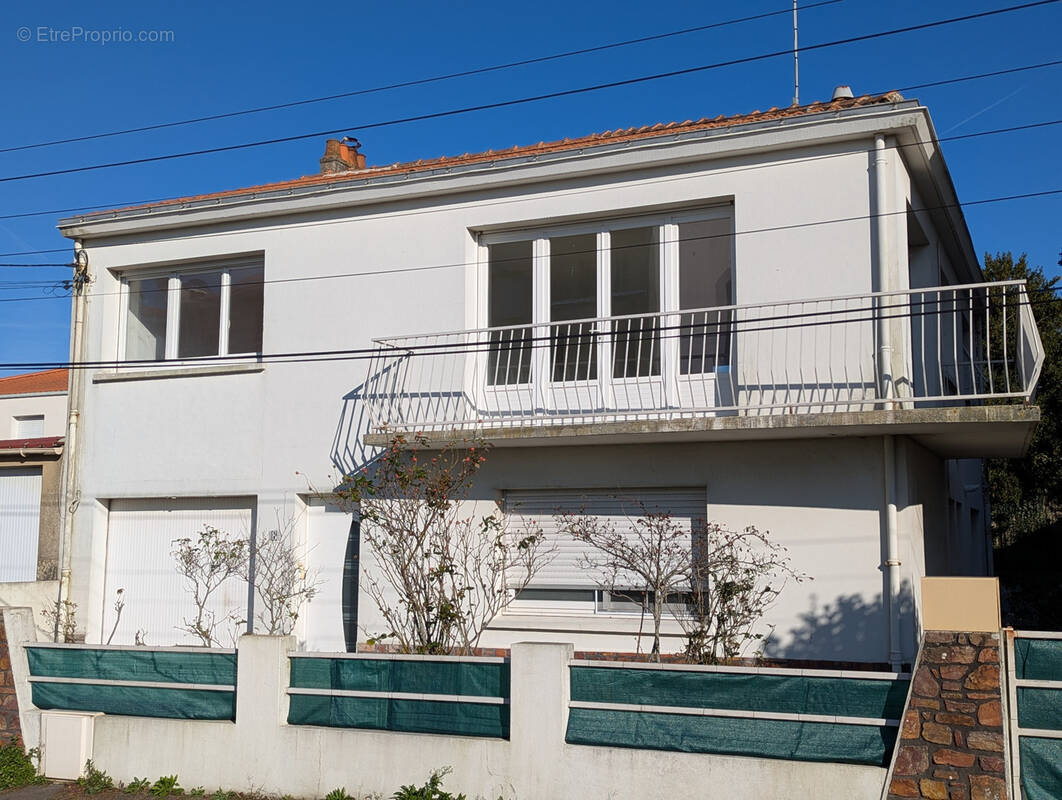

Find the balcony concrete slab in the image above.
[{"left": 363, "top": 404, "right": 1039, "bottom": 458}]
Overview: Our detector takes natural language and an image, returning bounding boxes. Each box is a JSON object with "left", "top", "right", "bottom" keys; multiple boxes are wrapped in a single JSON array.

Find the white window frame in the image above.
[{"left": 118, "top": 255, "right": 264, "bottom": 363}]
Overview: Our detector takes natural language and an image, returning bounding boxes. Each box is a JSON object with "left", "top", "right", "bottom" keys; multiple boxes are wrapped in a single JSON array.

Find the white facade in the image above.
[{"left": 56, "top": 96, "right": 1038, "bottom": 664}]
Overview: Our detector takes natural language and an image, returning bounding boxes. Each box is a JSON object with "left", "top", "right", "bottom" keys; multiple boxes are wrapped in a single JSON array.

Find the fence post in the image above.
[
  {"left": 509, "top": 641, "right": 573, "bottom": 797},
  {"left": 235, "top": 634, "right": 295, "bottom": 731},
  {"left": 1, "top": 607, "right": 39, "bottom": 749}
]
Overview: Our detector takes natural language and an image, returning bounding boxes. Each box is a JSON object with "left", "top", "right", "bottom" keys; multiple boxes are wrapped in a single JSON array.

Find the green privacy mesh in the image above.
[
  {"left": 1017, "top": 687, "right": 1062, "bottom": 731},
  {"left": 1015, "top": 638, "right": 1062, "bottom": 681},
  {"left": 27, "top": 647, "right": 237, "bottom": 686},
  {"left": 32, "top": 682, "right": 235, "bottom": 721},
  {"left": 565, "top": 707, "right": 895, "bottom": 766},
  {"left": 287, "top": 694, "right": 508, "bottom": 738},
  {"left": 569, "top": 666, "right": 908, "bottom": 720},
  {"left": 1020, "top": 736, "right": 1062, "bottom": 800},
  {"left": 289, "top": 657, "right": 508, "bottom": 698}
]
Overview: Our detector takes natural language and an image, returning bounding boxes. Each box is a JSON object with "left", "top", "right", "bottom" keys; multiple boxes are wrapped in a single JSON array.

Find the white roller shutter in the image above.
[
  {"left": 504, "top": 488, "right": 706, "bottom": 589},
  {"left": 0, "top": 467, "right": 42, "bottom": 582},
  {"left": 103, "top": 497, "right": 253, "bottom": 646}
]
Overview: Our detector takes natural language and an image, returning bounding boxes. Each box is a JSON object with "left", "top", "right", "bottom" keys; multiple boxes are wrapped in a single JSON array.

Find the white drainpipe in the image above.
[
  {"left": 55, "top": 245, "right": 87, "bottom": 640},
  {"left": 873, "top": 134, "right": 903, "bottom": 670}
]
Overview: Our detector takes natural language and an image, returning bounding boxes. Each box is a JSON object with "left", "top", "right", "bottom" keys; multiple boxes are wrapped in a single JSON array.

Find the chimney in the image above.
[
  {"left": 319, "top": 138, "right": 366, "bottom": 174},
  {"left": 831, "top": 85, "right": 854, "bottom": 101}
]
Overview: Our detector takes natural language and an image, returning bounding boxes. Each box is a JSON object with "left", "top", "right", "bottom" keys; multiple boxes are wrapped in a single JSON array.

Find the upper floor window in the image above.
[
  {"left": 481, "top": 207, "right": 733, "bottom": 384},
  {"left": 123, "top": 256, "right": 264, "bottom": 361},
  {"left": 12, "top": 415, "right": 45, "bottom": 438}
]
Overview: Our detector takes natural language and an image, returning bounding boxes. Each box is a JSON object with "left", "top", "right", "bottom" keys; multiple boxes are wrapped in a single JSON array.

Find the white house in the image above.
[
  {"left": 55, "top": 90, "right": 1043, "bottom": 667},
  {"left": 0, "top": 369, "right": 68, "bottom": 635}
]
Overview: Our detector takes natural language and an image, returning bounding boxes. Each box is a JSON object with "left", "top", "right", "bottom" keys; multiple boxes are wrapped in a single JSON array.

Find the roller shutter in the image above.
[
  {"left": 503, "top": 488, "right": 706, "bottom": 589},
  {"left": 0, "top": 467, "right": 42, "bottom": 582}
]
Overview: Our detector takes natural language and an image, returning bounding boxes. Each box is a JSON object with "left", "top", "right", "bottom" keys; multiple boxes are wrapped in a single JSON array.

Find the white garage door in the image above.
[
  {"left": 0, "top": 467, "right": 42, "bottom": 582},
  {"left": 103, "top": 497, "right": 253, "bottom": 646},
  {"left": 504, "top": 488, "right": 707, "bottom": 589}
]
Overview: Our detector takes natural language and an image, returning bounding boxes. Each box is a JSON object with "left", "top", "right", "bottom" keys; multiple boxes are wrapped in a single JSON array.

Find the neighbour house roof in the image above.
[
  {"left": 0, "top": 368, "right": 68, "bottom": 397},
  {"left": 0, "top": 435, "right": 64, "bottom": 452},
  {"left": 68, "top": 91, "right": 906, "bottom": 221}
]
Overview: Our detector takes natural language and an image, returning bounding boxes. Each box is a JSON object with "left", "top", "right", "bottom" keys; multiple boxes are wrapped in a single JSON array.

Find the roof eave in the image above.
[{"left": 58, "top": 99, "right": 923, "bottom": 240}]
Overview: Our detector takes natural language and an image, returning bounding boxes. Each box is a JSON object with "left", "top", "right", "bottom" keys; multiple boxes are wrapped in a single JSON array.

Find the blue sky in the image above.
[{"left": 0, "top": 0, "right": 1058, "bottom": 374}]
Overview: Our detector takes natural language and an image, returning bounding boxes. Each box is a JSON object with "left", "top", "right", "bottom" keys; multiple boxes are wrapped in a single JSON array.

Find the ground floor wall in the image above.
[{"left": 66, "top": 435, "right": 984, "bottom": 665}]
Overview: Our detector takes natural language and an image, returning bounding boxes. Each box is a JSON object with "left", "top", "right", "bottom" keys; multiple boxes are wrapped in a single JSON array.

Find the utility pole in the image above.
[{"left": 792, "top": 0, "right": 800, "bottom": 106}]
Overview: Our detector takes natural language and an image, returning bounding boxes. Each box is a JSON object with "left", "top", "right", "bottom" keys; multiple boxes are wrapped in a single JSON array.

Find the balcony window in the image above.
[
  {"left": 122, "top": 256, "right": 264, "bottom": 362},
  {"left": 482, "top": 207, "right": 734, "bottom": 387}
]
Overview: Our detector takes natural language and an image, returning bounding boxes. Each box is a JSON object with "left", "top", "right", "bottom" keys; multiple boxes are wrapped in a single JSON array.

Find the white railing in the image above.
[{"left": 362, "top": 280, "right": 1044, "bottom": 433}]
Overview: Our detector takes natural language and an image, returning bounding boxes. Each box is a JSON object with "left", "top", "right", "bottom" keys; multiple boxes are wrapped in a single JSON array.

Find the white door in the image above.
[
  {"left": 0, "top": 467, "right": 42, "bottom": 582},
  {"left": 302, "top": 499, "right": 355, "bottom": 652},
  {"left": 103, "top": 497, "right": 253, "bottom": 646}
]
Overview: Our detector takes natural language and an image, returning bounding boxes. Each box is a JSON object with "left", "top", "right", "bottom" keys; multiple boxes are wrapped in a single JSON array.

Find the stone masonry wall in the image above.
[
  {"left": 887, "top": 631, "right": 1007, "bottom": 800},
  {"left": 0, "top": 614, "right": 22, "bottom": 744}
]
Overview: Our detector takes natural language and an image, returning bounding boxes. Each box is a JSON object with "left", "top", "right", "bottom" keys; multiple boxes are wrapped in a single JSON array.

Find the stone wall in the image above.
[
  {"left": 0, "top": 614, "right": 22, "bottom": 743},
  {"left": 887, "top": 631, "right": 1006, "bottom": 800}
]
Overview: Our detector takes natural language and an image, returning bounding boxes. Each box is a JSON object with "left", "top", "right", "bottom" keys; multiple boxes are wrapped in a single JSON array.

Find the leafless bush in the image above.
[
  {"left": 171, "top": 526, "right": 248, "bottom": 647},
  {"left": 245, "top": 513, "right": 322, "bottom": 636}
]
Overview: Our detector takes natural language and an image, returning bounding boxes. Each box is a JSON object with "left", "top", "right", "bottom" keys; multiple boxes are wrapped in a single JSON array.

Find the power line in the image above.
[
  {"left": 0, "top": 263, "right": 73, "bottom": 268},
  {"left": 0, "top": 289, "right": 1054, "bottom": 372},
  {"left": 3, "top": 57, "right": 1059, "bottom": 224},
  {"left": 0, "top": 248, "right": 70, "bottom": 258},
  {"left": 0, "top": 1, "right": 845, "bottom": 156},
  {"left": 0, "top": 0, "right": 1056, "bottom": 185},
  {"left": 0, "top": 184, "right": 1058, "bottom": 304}
]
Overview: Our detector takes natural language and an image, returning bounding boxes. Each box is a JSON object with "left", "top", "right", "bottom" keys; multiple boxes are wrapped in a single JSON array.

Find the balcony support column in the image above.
[
  {"left": 882, "top": 433, "right": 903, "bottom": 670},
  {"left": 873, "top": 133, "right": 895, "bottom": 408}
]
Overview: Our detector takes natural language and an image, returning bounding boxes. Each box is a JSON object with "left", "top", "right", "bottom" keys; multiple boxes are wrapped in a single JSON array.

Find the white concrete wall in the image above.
[
  {"left": 0, "top": 581, "right": 60, "bottom": 641},
  {"left": 0, "top": 393, "right": 67, "bottom": 439},
  {"left": 20, "top": 633, "right": 887, "bottom": 800},
  {"left": 64, "top": 132, "right": 959, "bottom": 661}
]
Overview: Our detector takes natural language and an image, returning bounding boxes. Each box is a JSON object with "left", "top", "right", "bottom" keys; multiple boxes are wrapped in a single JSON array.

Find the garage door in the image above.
[
  {"left": 103, "top": 497, "right": 253, "bottom": 646},
  {"left": 503, "top": 488, "right": 706, "bottom": 589},
  {"left": 0, "top": 467, "right": 42, "bottom": 582}
]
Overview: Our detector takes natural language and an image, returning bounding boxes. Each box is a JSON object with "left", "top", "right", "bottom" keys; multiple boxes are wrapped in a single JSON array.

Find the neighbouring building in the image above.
[
  {"left": 55, "top": 90, "right": 1042, "bottom": 666},
  {"left": 0, "top": 369, "right": 67, "bottom": 636}
]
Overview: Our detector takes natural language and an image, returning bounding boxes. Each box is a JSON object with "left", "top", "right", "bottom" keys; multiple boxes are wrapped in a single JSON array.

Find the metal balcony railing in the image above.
[{"left": 362, "top": 280, "right": 1044, "bottom": 433}]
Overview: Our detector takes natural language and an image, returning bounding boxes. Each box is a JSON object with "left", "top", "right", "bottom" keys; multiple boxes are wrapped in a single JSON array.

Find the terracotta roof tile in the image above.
[
  {"left": 76, "top": 92, "right": 904, "bottom": 220},
  {"left": 0, "top": 369, "right": 68, "bottom": 396}
]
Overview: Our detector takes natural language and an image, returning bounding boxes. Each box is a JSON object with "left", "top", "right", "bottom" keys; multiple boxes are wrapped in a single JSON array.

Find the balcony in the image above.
[{"left": 361, "top": 280, "right": 1043, "bottom": 456}]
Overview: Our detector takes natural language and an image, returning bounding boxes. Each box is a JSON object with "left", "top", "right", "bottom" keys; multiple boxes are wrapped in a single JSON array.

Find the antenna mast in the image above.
[{"left": 792, "top": 0, "right": 800, "bottom": 106}]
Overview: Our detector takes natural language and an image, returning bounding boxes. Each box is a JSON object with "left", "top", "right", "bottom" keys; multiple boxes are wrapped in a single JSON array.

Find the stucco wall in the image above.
[{"left": 0, "top": 393, "right": 67, "bottom": 439}]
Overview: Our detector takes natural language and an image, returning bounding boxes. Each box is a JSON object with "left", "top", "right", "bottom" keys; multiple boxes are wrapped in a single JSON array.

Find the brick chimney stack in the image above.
[{"left": 319, "top": 138, "right": 366, "bottom": 174}]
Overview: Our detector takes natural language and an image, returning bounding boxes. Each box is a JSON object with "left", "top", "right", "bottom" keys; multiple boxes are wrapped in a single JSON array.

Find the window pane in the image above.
[
  {"left": 228, "top": 265, "right": 264, "bottom": 354},
  {"left": 550, "top": 233, "right": 597, "bottom": 381},
  {"left": 178, "top": 270, "right": 222, "bottom": 358},
  {"left": 679, "top": 218, "right": 733, "bottom": 373},
  {"left": 125, "top": 276, "right": 169, "bottom": 361},
  {"left": 488, "top": 242, "right": 532, "bottom": 385},
  {"left": 611, "top": 227, "right": 660, "bottom": 378}
]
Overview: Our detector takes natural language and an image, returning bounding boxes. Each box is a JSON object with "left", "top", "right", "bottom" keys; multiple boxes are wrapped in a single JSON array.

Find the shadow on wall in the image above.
[
  {"left": 330, "top": 378, "right": 378, "bottom": 480},
  {"left": 767, "top": 583, "right": 916, "bottom": 666}
]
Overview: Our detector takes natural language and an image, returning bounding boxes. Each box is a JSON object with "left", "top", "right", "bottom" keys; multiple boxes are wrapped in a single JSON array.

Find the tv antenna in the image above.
[{"left": 792, "top": 0, "right": 800, "bottom": 106}]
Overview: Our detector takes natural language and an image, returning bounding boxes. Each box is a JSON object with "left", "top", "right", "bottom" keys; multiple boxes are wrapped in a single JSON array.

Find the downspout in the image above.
[
  {"left": 55, "top": 245, "right": 88, "bottom": 640},
  {"left": 874, "top": 134, "right": 903, "bottom": 670}
]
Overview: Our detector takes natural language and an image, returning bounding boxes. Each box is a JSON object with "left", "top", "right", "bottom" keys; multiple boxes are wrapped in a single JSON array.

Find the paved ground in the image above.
[{"left": 0, "top": 784, "right": 63, "bottom": 800}]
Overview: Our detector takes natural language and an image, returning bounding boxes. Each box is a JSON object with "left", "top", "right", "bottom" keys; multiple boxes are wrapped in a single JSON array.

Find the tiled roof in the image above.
[
  {"left": 0, "top": 435, "right": 64, "bottom": 451},
  {"left": 0, "top": 368, "right": 68, "bottom": 396},
  {"left": 79, "top": 92, "right": 905, "bottom": 219}
]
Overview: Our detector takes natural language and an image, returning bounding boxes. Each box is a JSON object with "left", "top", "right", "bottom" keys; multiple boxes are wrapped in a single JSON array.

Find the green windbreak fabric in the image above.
[
  {"left": 289, "top": 658, "right": 508, "bottom": 698},
  {"left": 32, "top": 682, "right": 235, "bottom": 721},
  {"left": 1017, "top": 687, "right": 1062, "bottom": 731},
  {"left": 570, "top": 667, "right": 908, "bottom": 720},
  {"left": 565, "top": 708, "right": 895, "bottom": 766},
  {"left": 1015, "top": 639, "right": 1062, "bottom": 681},
  {"left": 27, "top": 647, "right": 236, "bottom": 686},
  {"left": 287, "top": 694, "right": 508, "bottom": 738},
  {"left": 1020, "top": 737, "right": 1062, "bottom": 800}
]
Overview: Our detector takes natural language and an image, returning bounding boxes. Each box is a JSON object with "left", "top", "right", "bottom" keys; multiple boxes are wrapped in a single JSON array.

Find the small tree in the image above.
[
  {"left": 171, "top": 526, "right": 248, "bottom": 647},
  {"left": 246, "top": 514, "right": 322, "bottom": 636},
  {"left": 680, "top": 523, "right": 807, "bottom": 665},
  {"left": 334, "top": 434, "right": 552, "bottom": 654},
  {"left": 42, "top": 599, "right": 78, "bottom": 643},
  {"left": 556, "top": 504, "right": 691, "bottom": 661}
]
